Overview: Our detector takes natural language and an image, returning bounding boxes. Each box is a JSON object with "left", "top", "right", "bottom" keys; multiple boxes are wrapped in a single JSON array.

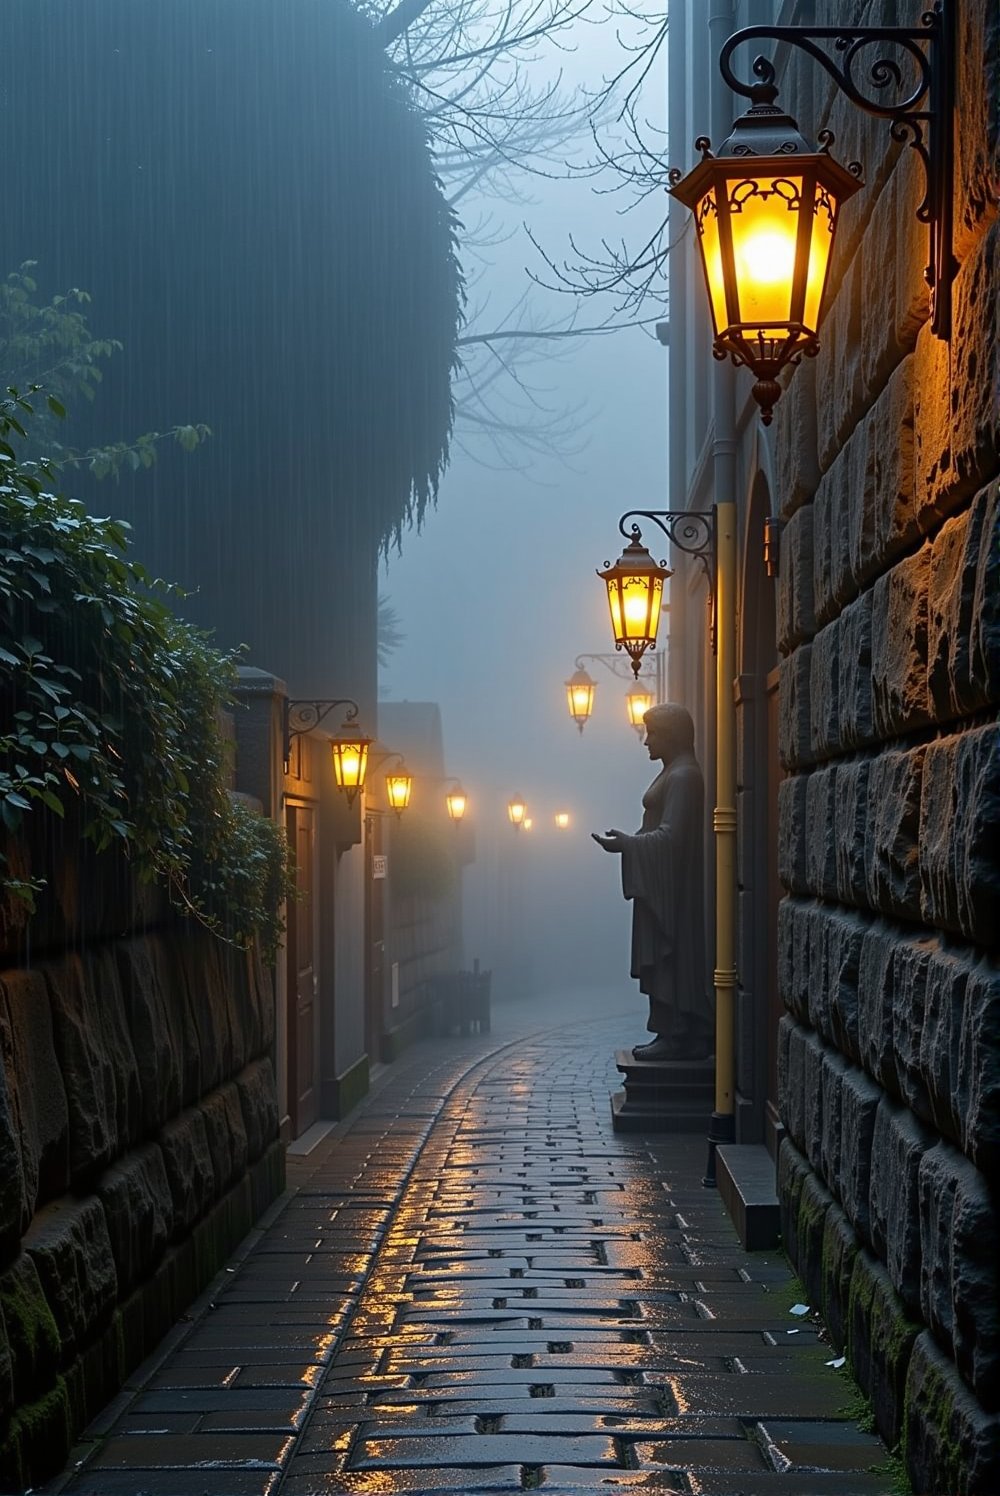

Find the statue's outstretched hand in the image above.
[{"left": 592, "top": 829, "right": 627, "bottom": 854}]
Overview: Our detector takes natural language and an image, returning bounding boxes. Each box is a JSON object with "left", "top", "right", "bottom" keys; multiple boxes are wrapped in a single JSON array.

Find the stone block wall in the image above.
[
  {"left": 773, "top": 5, "right": 999, "bottom": 1492},
  {"left": 0, "top": 868, "right": 284, "bottom": 1490}
]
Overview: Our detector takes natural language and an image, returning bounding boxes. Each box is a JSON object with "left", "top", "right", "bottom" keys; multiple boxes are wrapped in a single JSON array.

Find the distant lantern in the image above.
[
  {"left": 523, "top": 817, "right": 534, "bottom": 831},
  {"left": 626, "top": 685, "right": 655, "bottom": 737},
  {"left": 446, "top": 784, "right": 468, "bottom": 822},
  {"left": 598, "top": 529, "right": 671, "bottom": 676},
  {"left": 565, "top": 667, "right": 596, "bottom": 733},
  {"left": 668, "top": 76, "right": 862, "bottom": 425},
  {"left": 330, "top": 722, "right": 372, "bottom": 806},
  {"left": 385, "top": 765, "right": 413, "bottom": 818},
  {"left": 507, "top": 795, "right": 527, "bottom": 830},
  {"left": 555, "top": 811, "right": 570, "bottom": 830}
]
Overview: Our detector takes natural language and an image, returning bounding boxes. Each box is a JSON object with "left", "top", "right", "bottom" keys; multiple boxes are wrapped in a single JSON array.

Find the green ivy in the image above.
[
  {"left": 0, "top": 263, "right": 211, "bottom": 479},
  {"left": 1, "top": 389, "right": 291, "bottom": 958}
]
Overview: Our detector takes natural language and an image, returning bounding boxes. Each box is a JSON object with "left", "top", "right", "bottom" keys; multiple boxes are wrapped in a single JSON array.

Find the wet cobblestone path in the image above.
[{"left": 52, "top": 1001, "right": 893, "bottom": 1495}]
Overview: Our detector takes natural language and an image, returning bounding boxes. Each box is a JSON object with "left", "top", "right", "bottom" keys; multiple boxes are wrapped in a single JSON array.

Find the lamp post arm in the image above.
[
  {"left": 283, "top": 697, "right": 360, "bottom": 770},
  {"left": 574, "top": 651, "right": 654, "bottom": 686},
  {"left": 618, "top": 509, "right": 717, "bottom": 614}
]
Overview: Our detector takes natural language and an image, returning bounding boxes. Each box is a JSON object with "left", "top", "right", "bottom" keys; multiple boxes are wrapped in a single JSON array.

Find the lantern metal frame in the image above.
[
  {"left": 283, "top": 696, "right": 360, "bottom": 772},
  {"left": 718, "top": 3, "right": 955, "bottom": 341}
]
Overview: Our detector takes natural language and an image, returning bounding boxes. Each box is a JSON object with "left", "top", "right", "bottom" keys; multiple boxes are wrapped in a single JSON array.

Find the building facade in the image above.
[{"left": 666, "top": 2, "right": 999, "bottom": 1489}]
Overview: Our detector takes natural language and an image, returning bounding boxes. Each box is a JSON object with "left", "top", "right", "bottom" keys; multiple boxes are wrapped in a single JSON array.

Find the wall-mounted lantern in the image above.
[
  {"left": 507, "top": 795, "right": 527, "bottom": 830},
  {"left": 330, "top": 723, "right": 372, "bottom": 807},
  {"left": 385, "top": 764, "right": 413, "bottom": 818},
  {"left": 284, "top": 698, "right": 373, "bottom": 808},
  {"left": 555, "top": 811, "right": 571, "bottom": 829},
  {"left": 445, "top": 783, "right": 468, "bottom": 823},
  {"left": 597, "top": 530, "right": 671, "bottom": 678},
  {"left": 565, "top": 666, "right": 597, "bottom": 733},
  {"left": 625, "top": 685, "right": 655, "bottom": 736},
  {"left": 668, "top": 5, "right": 955, "bottom": 424}
]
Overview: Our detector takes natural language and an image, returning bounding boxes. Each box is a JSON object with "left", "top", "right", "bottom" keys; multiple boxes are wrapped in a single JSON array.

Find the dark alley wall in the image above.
[
  {"left": 0, "top": 856, "right": 283, "bottom": 1490},
  {"left": 773, "top": 6, "right": 999, "bottom": 1492}
]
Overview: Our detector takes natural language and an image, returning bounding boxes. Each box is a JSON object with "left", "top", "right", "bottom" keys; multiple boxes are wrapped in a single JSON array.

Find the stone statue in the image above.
[{"left": 593, "top": 702, "right": 714, "bottom": 1060}]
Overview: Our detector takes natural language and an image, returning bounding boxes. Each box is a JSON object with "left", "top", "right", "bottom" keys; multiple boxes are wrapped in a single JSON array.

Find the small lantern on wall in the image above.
[
  {"left": 598, "top": 528, "right": 671, "bottom": 677},
  {"left": 565, "top": 666, "right": 596, "bottom": 734},
  {"left": 625, "top": 685, "right": 655, "bottom": 737},
  {"left": 445, "top": 784, "right": 468, "bottom": 822},
  {"left": 555, "top": 811, "right": 571, "bottom": 830},
  {"left": 507, "top": 795, "right": 527, "bottom": 830},
  {"left": 385, "top": 764, "right": 413, "bottom": 818},
  {"left": 330, "top": 723, "right": 372, "bottom": 807}
]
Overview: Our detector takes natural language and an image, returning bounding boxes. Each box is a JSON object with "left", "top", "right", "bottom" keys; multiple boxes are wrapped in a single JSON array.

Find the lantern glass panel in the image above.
[
  {"left": 802, "top": 182, "right": 838, "bottom": 332},
  {"left": 695, "top": 185, "right": 728, "bottom": 336},
  {"left": 727, "top": 175, "right": 802, "bottom": 331},
  {"left": 508, "top": 797, "right": 526, "bottom": 826}
]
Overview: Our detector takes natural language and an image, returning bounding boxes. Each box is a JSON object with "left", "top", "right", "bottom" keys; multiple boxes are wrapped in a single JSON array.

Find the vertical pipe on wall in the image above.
[{"left": 704, "top": 0, "right": 738, "bottom": 1184}]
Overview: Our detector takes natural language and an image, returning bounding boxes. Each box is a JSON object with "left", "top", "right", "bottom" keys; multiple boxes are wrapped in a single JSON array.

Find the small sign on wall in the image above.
[
  {"left": 373, "top": 854, "right": 388, "bottom": 880},
  {"left": 391, "top": 961, "right": 400, "bottom": 1009}
]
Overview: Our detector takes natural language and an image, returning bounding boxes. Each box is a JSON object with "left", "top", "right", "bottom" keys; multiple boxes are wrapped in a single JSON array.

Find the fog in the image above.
[
  {"left": 379, "top": 23, "right": 668, "bottom": 1002},
  {"left": 0, "top": 0, "right": 668, "bottom": 1015}
]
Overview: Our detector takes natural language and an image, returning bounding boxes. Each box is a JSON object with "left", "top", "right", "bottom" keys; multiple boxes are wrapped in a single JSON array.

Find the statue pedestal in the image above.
[{"left": 610, "top": 1049, "right": 715, "bottom": 1133}]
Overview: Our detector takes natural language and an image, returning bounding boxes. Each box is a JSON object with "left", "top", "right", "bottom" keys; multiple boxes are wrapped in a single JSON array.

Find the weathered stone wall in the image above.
[
  {"left": 774, "top": 5, "right": 1000, "bottom": 1492},
  {"left": 0, "top": 858, "right": 284, "bottom": 1490}
]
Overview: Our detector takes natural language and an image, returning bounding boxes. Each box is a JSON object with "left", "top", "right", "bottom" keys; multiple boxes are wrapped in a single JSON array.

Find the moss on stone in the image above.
[
  {"left": 0, "top": 1253, "right": 60, "bottom": 1402},
  {"left": 0, "top": 1374, "right": 72, "bottom": 1490}
]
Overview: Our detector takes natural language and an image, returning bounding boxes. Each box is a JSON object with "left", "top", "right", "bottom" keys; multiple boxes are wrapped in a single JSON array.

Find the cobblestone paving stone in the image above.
[{"left": 50, "top": 996, "right": 895, "bottom": 1496}]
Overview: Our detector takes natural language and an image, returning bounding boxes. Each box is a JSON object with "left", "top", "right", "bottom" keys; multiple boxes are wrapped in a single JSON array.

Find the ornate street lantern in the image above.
[
  {"left": 507, "top": 795, "right": 527, "bottom": 830},
  {"left": 445, "top": 784, "right": 468, "bottom": 822},
  {"left": 598, "top": 528, "right": 671, "bottom": 677},
  {"left": 668, "top": 71, "right": 863, "bottom": 425},
  {"left": 554, "top": 811, "right": 570, "bottom": 830},
  {"left": 626, "top": 685, "right": 655, "bottom": 737},
  {"left": 385, "top": 765, "right": 413, "bottom": 818},
  {"left": 565, "top": 666, "right": 596, "bottom": 734},
  {"left": 330, "top": 722, "right": 372, "bottom": 806}
]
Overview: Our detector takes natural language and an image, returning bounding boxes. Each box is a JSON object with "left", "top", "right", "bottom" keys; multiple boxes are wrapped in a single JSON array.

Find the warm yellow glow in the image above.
[
  {"left": 555, "top": 811, "right": 570, "bottom": 829},
  {"left": 523, "top": 817, "right": 533, "bottom": 831},
  {"left": 697, "top": 186, "right": 728, "bottom": 337},
  {"left": 385, "top": 770, "right": 412, "bottom": 816},
  {"left": 446, "top": 786, "right": 467, "bottom": 822},
  {"left": 565, "top": 667, "right": 596, "bottom": 731},
  {"left": 728, "top": 176, "right": 802, "bottom": 329},
  {"left": 626, "top": 686, "right": 654, "bottom": 731},
  {"left": 507, "top": 796, "right": 526, "bottom": 827},
  {"left": 330, "top": 727, "right": 370, "bottom": 804},
  {"left": 802, "top": 187, "right": 837, "bottom": 331}
]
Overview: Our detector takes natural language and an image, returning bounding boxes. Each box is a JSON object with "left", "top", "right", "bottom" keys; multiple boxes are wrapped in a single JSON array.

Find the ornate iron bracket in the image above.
[
  {"left": 574, "top": 651, "right": 657, "bottom": 686},
  {"left": 283, "top": 697, "right": 359, "bottom": 770},
  {"left": 718, "top": 0, "right": 955, "bottom": 339}
]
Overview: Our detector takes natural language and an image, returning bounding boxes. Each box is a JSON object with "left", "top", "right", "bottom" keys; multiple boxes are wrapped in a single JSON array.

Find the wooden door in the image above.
[
  {"left": 765, "top": 666, "right": 784, "bottom": 1156},
  {"left": 285, "top": 803, "right": 318, "bottom": 1136}
]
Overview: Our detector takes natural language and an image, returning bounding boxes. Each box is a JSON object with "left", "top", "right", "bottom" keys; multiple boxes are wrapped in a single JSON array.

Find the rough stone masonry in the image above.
[{"left": 772, "top": 4, "right": 1000, "bottom": 1492}]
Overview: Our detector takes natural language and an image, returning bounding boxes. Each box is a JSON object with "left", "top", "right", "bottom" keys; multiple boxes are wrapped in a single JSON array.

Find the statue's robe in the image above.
[{"left": 620, "top": 751, "right": 713, "bottom": 1039}]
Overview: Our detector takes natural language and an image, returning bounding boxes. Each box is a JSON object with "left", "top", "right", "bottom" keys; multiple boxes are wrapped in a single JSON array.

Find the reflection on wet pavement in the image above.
[{"left": 53, "top": 995, "right": 893, "bottom": 1495}]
